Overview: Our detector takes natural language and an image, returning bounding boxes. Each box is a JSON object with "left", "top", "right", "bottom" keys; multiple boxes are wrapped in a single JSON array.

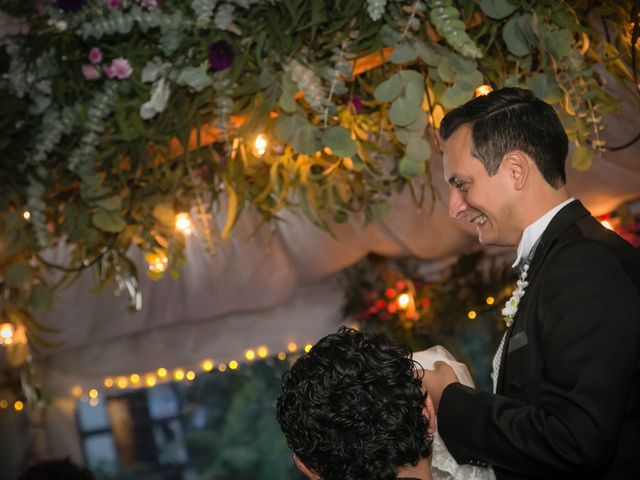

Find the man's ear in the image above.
[
  {"left": 294, "top": 454, "right": 321, "bottom": 480},
  {"left": 423, "top": 393, "right": 436, "bottom": 434},
  {"left": 502, "top": 150, "right": 529, "bottom": 191}
]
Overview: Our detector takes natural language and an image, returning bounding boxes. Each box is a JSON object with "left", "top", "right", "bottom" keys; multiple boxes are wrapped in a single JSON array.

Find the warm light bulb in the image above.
[
  {"left": 397, "top": 293, "right": 410, "bottom": 310},
  {"left": 468, "top": 310, "right": 477, "bottom": 320},
  {"left": 304, "top": 344, "right": 312, "bottom": 353},
  {"left": 130, "top": 374, "right": 140, "bottom": 384},
  {"left": 600, "top": 220, "right": 613, "bottom": 230},
  {"left": 287, "top": 342, "right": 298, "bottom": 353},
  {"left": 257, "top": 346, "right": 268, "bottom": 358},
  {"left": 14, "top": 401, "right": 24, "bottom": 412},
  {"left": 117, "top": 377, "right": 128, "bottom": 389},
  {"left": 245, "top": 349, "right": 256, "bottom": 361},
  {"left": 104, "top": 378, "right": 114, "bottom": 388},
  {"left": 254, "top": 134, "right": 268, "bottom": 156},
  {"left": 486, "top": 296, "right": 495, "bottom": 305},
  {"left": 0, "top": 323, "right": 15, "bottom": 345},
  {"left": 474, "top": 84, "right": 493, "bottom": 97},
  {"left": 186, "top": 371, "right": 196, "bottom": 381},
  {"left": 229, "top": 360, "right": 239, "bottom": 370},
  {"left": 0, "top": 399, "right": 8, "bottom": 409},
  {"left": 277, "top": 352, "right": 286, "bottom": 361},
  {"left": 201, "top": 359, "right": 214, "bottom": 372},
  {"left": 157, "top": 368, "right": 168, "bottom": 378},
  {"left": 147, "top": 254, "right": 168, "bottom": 273},
  {"left": 23, "top": 211, "right": 31, "bottom": 220},
  {"left": 146, "top": 376, "right": 157, "bottom": 387},
  {"left": 89, "top": 389, "right": 98, "bottom": 399},
  {"left": 175, "top": 213, "right": 192, "bottom": 236},
  {"left": 218, "top": 363, "right": 227, "bottom": 372},
  {"left": 71, "top": 386, "right": 83, "bottom": 398},
  {"left": 174, "top": 369, "right": 185, "bottom": 381}
]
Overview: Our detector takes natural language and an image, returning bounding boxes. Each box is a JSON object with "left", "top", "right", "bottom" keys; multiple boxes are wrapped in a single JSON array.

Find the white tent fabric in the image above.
[{"left": 29, "top": 86, "right": 640, "bottom": 399}]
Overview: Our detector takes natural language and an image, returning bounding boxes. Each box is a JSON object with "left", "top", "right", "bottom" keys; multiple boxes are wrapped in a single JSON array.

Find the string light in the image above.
[
  {"left": 277, "top": 352, "right": 286, "bottom": 361},
  {"left": 104, "top": 378, "right": 114, "bottom": 388},
  {"left": 23, "top": 211, "right": 31, "bottom": 220},
  {"left": 468, "top": 310, "right": 477, "bottom": 320},
  {"left": 245, "top": 349, "right": 255, "bottom": 361},
  {"left": 117, "top": 377, "right": 128, "bottom": 389},
  {"left": 474, "top": 85, "right": 493, "bottom": 97},
  {"left": 175, "top": 213, "right": 192, "bottom": 236},
  {"left": 229, "top": 360, "right": 239, "bottom": 370},
  {"left": 157, "top": 368, "right": 168, "bottom": 378},
  {"left": 14, "top": 401, "right": 24, "bottom": 412},
  {"left": 0, "top": 399, "right": 8, "bottom": 409},
  {"left": 486, "top": 296, "right": 495, "bottom": 305},
  {"left": 145, "top": 376, "right": 157, "bottom": 387},
  {"left": 89, "top": 389, "right": 98, "bottom": 399},
  {"left": 147, "top": 254, "right": 168, "bottom": 273},
  {"left": 304, "top": 344, "right": 312, "bottom": 353},
  {"left": 0, "top": 323, "right": 15, "bottom": 345},
  {"left": 174, "top": 369, "right": 185, "bottom": 381},
  {"left": 71, "top": 386, "right": 82, "bottom": 398},
  {"left": 287, "top": 342, "right": 298, "bottom": 352},
  {"left": 201, "top": 359, "right": 214, "bottom": 372},
  {"left": 218, "top": 363, "right": 227, "bottom": 372},
  {"left": 397, "top": 293, "right": 410, "bottom": 310},
  {"left": 253, "top": 134, "right": 268, "bottom": 156},
  {"left": 130, "top": 374, "right": 140, "bottom": 384},
  {"left": 186, "top": 371, "right": 196, "bottom": 381},
  {"left": 257, "top": 346, "right": 268, "bottom": 358}
]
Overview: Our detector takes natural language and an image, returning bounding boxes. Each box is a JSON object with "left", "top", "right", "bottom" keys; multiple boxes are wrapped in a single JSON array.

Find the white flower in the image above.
[{"left": 502, "top": 264, "right": 529, "bottom": 327}]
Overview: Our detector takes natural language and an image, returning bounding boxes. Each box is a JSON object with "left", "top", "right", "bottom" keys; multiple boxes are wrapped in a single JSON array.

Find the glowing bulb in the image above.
[
  {"left": 287, "top": 342, "right": 298, "bottom": 353},
  {"left": 175, "top": 213, "right": 192, "bottom": 236},
  {"left": 257, "top": 346, "right": 269, "bottom": 358},
  {"left": 117, "top": 377, "right": 128, "bottom": 389},
  {"left": 186, "top": 371, "right": 196, "bottom": 381},
  {"left": 254, "top": 134, "right": 268, "bottom": 156},
  {"left": 130, "top": 374, "right": 140, "bottom": 384},
  {"left": 147, "top": 254, "right": 168, "bottom": 273},
  {"left": 486, "top": 296, "right": 495, "bottom": 305},
  {"left": 468, "top": 310, "right": 477, "bottom": 320},
  {"left": 218, "top": 363, "right": 227, "bottom": 372},
  {"left": 277, "top": 352, "right": 286, "bottom": 361},
  {"left": 474, "top": 84, "right": 493, "bottom": 97},
  {"left": 0, "top": 399, "right": 8, "bottom": 409},
  {"left": 14, "top": 401, "right": 24, "bottom": 412},
  {"left": 229, "top": 360, "right": 239, "bottom": 370},
  {"left": 104, "top": 378, "right": 114, "bottom": 388},
  {"left": 146, "top": 376, "right": 157, "bottom": 387},
  {"left": 89, "top": 389, "right": 98, "bottom": 399},
  {"left": 0, "top": 323, "right": 15, "bottom": 345},
  {"left": 201, "top": 359, "right": 214, "bottom": 372},
  {"left": 23, "top": 211, "right": 31, "bottom": 220},
  {"left": 174, "top": 369, "right": 185, "bottom": 381},
  {"left": 304, "top": 344, "right": 312, "bottom": 353},
  {"left": 600, "top": 220, "right": 613, "bottom": 230},
  {"left": 157, "top": 368, "right": 167, "bottom": 378},
  {"left": 397, "top": 293, "right": 410, "bottom": 310},
  {"left": 71, "top": 386, "right": 82, "bottom": 398},
  {"left": 245, "top": 349, "right": 256, "bottom": 361}
]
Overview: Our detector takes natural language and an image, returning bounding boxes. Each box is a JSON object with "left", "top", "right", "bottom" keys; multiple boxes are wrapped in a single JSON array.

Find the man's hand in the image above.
[{"left": 421, "top": 361, "right": 458, "bottom": 411}]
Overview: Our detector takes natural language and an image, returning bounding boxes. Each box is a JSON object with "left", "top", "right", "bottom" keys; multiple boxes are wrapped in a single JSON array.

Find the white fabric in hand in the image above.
[{"left": 413, "top": 346, "right": 496, "bottom": 480}]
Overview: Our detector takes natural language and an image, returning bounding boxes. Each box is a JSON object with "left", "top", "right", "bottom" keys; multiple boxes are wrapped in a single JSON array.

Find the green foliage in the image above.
[{"left": 0, "top": 0, "right": 637, "bottom": 345}]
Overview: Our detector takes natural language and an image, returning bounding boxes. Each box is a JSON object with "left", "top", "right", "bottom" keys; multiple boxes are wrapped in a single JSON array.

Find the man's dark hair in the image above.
[
  {"left": 276, "top": 326, "right": 431, "bottom": 480},
  {"left": 439, "top": 87, "right": 568, "bottom": 188},
  {"left": 19, "top": 457, "right": 94, "bottom": 480}
]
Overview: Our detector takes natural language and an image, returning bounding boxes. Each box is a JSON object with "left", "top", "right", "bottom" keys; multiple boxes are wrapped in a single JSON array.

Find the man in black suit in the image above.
[{"left": 422, "top": 87, "right": 640, "bottom": 479}]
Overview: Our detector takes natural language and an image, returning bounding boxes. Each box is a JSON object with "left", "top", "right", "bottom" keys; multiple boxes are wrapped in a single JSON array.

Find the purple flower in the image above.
[
  {"left": 89, "top": 47, "right": 102, "bottom": 64},
  {"left": 140, "top": 0, "right": 159, "bottom": 7},
  {"left": 82, "top": 64, "right": 101, "bottom": 81},
  {"left": 104, "top": 58, "right": 133, "bottom": 79},
  {"left": 208, "top": 40, "right": 233, "bottom": 72},
  {"left": 107, "top": 0, "right": 120, "bottom": 11},
  {"left": 349, "top": 96, "right": 363, "bottom": 112},
  {"left": 57, "top": 0, "right": 86, "bottom": 12}
]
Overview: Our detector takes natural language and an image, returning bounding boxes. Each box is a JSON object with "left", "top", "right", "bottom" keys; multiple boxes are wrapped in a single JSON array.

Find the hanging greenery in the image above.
[{"left": 0, "top": 0, "right": 638, "bottom": 347}]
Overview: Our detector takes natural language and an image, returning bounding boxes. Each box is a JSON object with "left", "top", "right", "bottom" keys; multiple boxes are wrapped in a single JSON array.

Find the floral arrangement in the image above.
[{"left": 0, "top": 0, "right": 638, "bottom": 352}]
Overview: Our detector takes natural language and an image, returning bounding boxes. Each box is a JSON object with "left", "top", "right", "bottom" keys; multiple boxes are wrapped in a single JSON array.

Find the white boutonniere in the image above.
[{"left": 502, "top": 264, "right": 529, "bottom": 327}]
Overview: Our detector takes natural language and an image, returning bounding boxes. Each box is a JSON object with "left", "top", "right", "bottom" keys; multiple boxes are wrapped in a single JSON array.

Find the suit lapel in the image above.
[{"left": 496, "top": 200, "right": 591, "bottom": 393}]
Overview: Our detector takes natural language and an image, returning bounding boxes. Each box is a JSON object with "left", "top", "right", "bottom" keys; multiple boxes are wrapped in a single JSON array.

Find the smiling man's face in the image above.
[{"left": 442, "top": 125, "right": 521, "bottom": 247}]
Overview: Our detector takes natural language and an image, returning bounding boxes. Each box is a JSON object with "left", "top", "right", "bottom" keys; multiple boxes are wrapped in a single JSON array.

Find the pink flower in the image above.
[
  {"left": 107, "top": 0, "right": 120, "bottom": 10},
  {"left": 105, "top": 58, "right": 133, "bottom": 80},
  {"left": 89, "top": 47, "right": 102, "bottom": 64},
  {"left": 140, "top": 0, "right": 159, "bottom": 8},
  {"left": 82, "top": 64, "right": 101, "bottom": 80}
]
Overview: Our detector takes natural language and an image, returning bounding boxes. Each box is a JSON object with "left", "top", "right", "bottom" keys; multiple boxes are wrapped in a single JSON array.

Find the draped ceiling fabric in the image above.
[{"left": 29, "top": 84, "right": 640, "bottom": 400}]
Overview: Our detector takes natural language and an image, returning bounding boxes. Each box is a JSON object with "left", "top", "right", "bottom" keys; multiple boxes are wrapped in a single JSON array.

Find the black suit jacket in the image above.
[{"left": 438, "top": 200, "right": 640, "bottom": 479}]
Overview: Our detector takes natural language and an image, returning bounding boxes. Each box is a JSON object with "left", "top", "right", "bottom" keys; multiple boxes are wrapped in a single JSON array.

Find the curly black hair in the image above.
[{"left": 276, "top": 326, "right": 431, "bottom": 480}]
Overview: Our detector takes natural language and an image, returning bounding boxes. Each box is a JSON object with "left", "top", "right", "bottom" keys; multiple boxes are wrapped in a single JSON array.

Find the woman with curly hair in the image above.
[{"left": 276, "top": 326, "right": 434, "bottom": 480}]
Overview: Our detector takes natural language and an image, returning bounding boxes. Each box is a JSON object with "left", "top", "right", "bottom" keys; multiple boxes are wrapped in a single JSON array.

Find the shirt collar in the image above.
[{"left": 512, "top": 197, "right": 576, "bottom": 268}]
